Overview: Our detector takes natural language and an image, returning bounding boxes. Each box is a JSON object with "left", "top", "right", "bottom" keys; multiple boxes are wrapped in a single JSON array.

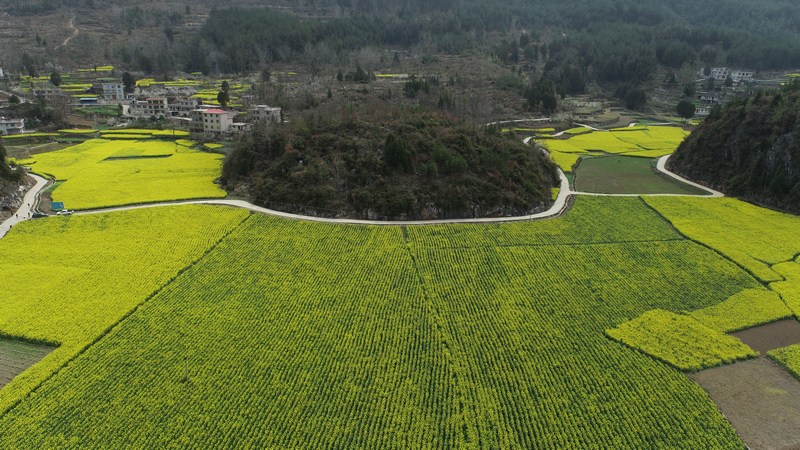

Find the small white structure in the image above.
[
  {"left": 0, "top": 68, "right": 5, "bottom": 78},
  {"left": 190, "top": 108, "right": 234, "bottom": 134},
  {"left": 731, "top": 70, "right": 754, "bottom": 83},
  {"left": 0, "top": 117, "right": 25, "bottom": 135},
  {"left": 708, "top": 67, "right": 753, "bottom": 83},
  {"left": 249, "top": 105, "right": 281, "bottom": 124},
  {"left": 101, "top": 82, "right": 125, "bottom": 101},
  {"left": 230, "top": 122, "right": 251, "bottom": 133}
]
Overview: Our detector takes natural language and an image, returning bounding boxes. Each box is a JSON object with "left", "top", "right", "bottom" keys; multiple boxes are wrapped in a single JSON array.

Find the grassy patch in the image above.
[{"left": 574, "top": 155, "right": 708, "bottom": 194}]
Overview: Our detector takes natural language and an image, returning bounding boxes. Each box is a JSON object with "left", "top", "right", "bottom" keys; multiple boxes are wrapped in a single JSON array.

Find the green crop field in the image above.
[
  {"left": 20, "top": 139, "right": 227, "bottom": 209},
  {"left": 769, "top": 344, "right": 800, "bottom": 380},
  {"left": 574, "top": 155, "right": 707, "bottom": 194},
  {"left": 0, "top": 197, "right": 761, "bottom": 447},
  {"left": 607, "top": 309, "right": 757, "bottom": 371}
]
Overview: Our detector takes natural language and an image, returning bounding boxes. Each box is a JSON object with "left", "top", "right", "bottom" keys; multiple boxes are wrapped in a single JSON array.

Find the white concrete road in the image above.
[
  {"left": 0, "top": 174, "right": 49, "bottom": 239},
  {"left": 0, "top": 151, "right": 721, "bottom": 238},
  {"left": 75, "top": 168, "right": 574, "bottom": 226}
]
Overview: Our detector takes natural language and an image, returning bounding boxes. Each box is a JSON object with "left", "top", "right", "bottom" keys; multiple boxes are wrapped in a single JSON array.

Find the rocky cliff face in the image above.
[
  {"left": 0, "top": 177, "right": 30, "bottom": 221},
  {"left": 669, "top": 85, "right": 800, "bottom": 213}
]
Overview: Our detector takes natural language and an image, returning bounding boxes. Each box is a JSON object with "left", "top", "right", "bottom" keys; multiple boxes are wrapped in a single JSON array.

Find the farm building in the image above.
[{"left": 0, "top": 117, "right": 25, "bottom": 135}]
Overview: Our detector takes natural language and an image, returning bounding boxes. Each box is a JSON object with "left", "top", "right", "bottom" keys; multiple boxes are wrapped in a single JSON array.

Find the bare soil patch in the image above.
[
  {"left": 690, "top": 358, "right": 800, "bottom": 450},
  {"left": 0, "top": 339, "right": 54, "bottom": 388},
  {"left": 733, "top": 319, "right": 800, "bottom": 354}
]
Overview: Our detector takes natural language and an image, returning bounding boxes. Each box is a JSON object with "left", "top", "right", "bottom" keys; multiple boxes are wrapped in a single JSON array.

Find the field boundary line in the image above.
[
  {"left": 639, "top": 198, "right": 770, "bottom": 288},
  {"left": 0, "top": 213, "right": 253, "bottom": 419}
]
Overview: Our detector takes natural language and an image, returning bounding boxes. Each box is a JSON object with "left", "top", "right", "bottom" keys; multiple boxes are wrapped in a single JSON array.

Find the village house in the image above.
[
  {"left": 0, "top": 117, "right": 25, "bottom": 135},
  {"left": 168, "top": 97, "right": 201, "bottom": 117},
  {"left": 249, "top": 105, "right": 282, "bottom": 123},
  {"left": 708, "top": 67, "right": 754, "bottom": 83},
  {"left": 129, "top": 97, "right": 169, "bottom": 118},
  {"left": 190, "top": 108, "right": 235, "bottom": 134},
  {"left": 99, "top": 81, "right": 126, "bottom": 101}
]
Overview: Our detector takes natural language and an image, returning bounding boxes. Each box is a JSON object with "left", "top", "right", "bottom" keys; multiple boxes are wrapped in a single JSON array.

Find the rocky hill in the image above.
[
  {"left": 223, "top": 107, "right": 559, "bottom": 220},
  {"left": 668, "top": 82, "right": 800, "bottom": 213},
  {"left": 0, "top": 141, "right": 28, "bottom": 221}
]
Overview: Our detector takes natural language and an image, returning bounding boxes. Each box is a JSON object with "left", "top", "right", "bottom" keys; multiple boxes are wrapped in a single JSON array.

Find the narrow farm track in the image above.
[{"left": 55, "top": 15, "right": 79, "bottom": 50}]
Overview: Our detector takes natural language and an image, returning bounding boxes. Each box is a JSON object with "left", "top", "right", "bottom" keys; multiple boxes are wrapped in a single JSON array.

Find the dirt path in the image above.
[{"left": 55, "top": 15, "right": 78, "bottom": 50}]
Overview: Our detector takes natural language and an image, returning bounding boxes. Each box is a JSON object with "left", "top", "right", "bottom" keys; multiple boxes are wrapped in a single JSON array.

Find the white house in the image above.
[
  {"left": 708, "top": 67, "right": 753, "bottom": 83},
  {"left": 0, "top": 117, "right": 25, "bottom": 135},
  {"left": 710, "top": 67, "right": 729, "bottom": 81},
  {"left": 731, "top": 70, "right": 754, "bottom": 83},
  {"left": 101, "top": 82, "right": 125, "bottom": 101},
  {"left": 0, "top": 68, "right": 5, "bottom": 78},
  {"left": 168, "top": 97, "right": 201, "bottom": 117}
]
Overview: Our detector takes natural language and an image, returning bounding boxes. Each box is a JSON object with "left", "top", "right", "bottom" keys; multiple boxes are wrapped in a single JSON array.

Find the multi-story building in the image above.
[
  {"left": 0, "top": 117, "right": 25, "bottom": 135},
  {"left": 190, "top": 108, "right": 234, "bottom": 134},
  {"left": 169, "top": 98, "right": 201, "bottom": 117},
  {"left": 708, "top": 67, "right": 753, "bottom": 83},
  {"left": 249, "top": 105, "right": 282, "bottom": 124},
  {"left": 100, "top": 82, "right": 125, "bottom": 101},
  {"left": 731, "top": 70, "right": 754, "bottom": 83},
  {"left": 710, "top": 67, "right": 729, "bottom": 81},
  {"left": 129, "top": 97, "right": 169, "bottom": 118}
]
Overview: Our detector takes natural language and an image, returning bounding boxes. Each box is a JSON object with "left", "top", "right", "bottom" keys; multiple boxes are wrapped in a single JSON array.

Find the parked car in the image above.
[
  {"left": 31, "top": 212, "right": 48, "bottom": 219},
  {"left": 56, "top": 209, "right": 74, "bottom": 216}
]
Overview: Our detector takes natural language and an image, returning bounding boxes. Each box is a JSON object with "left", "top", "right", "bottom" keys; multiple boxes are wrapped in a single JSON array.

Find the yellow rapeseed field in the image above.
[
  {"left": 0, "top": 205, "right": 249, "bottom": 414},
  {"left": 22, "top": 139, "right": 227, "bottom": 209}
]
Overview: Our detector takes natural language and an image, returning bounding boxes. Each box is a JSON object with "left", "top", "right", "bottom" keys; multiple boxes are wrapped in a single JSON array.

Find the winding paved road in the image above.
[
  {"left": 0, "top": 153, "right": 720, "bottom": 238},
  {"left": 0, "top": 174, "right": 49, "bottom": 239}
]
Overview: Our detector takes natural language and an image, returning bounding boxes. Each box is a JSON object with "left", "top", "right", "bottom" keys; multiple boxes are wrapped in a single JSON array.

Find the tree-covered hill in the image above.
[
  {"left": 184, "top": 1, "right": 800, "bottom": 77},
  {"left": 5, "top": 0, "right": 800, "bottom": 82},
  {"left": 669, "top": 82, "right": 800, "bottom": 213},
  {"left": 222, "top": 107, "right": 559, "bottom": 220}
]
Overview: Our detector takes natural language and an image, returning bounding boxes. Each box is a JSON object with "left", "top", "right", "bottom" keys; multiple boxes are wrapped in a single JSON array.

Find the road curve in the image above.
[
  {"left": 0, "top": 174, "right": 49, "bottom": 239},
  {"left": 656, "top": 154, "right": 724, "bottom": 197},
  {"left": 75, "top": 169, "right": 574, "bottom": 226},
  {"left": 0, "top": 143, "right": 724, "bottom": 237}
]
